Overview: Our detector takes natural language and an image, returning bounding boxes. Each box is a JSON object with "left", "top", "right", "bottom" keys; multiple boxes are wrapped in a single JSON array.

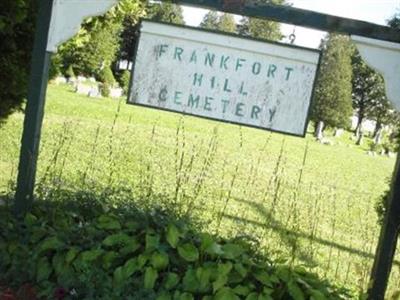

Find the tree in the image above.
[
  {"left": 200, "top": 11, "right": 219, "bottom": 30},
  {"left": 217, "top": 13, "right": 236, "bottom": 33},
  {"left": 238, "top": 0, "right": 284, "bottom": 41},
  {"left": 311, "top": 34, "right": 353, "bottom": 138},
  {"left": 351, "top": 48, "right": 384, "bottom": 140},
  {"left": 0, "top": 0, "right": 37, "bottom": 124},
  {"left": 147, "top": 3, "right": 185, "bottom": 24}
]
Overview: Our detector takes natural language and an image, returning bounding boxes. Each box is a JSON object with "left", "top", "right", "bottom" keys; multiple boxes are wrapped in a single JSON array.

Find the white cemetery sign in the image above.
[{"left": 128, "top": 21, "right": 321, "bottom": 137}]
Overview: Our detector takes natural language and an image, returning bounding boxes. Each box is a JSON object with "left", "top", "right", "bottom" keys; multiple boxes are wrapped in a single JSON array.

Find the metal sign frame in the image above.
[
  {"left": 12, "top": 0, "right": 400, "bottom": 299},
  {"left": 127, "top": 19, "right": 322, "bottom": 137}
]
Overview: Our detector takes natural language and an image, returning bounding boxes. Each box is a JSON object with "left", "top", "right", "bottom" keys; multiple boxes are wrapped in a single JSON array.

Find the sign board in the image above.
[{"left": 128, "top": 20, "right": 321, "bottom": 136}]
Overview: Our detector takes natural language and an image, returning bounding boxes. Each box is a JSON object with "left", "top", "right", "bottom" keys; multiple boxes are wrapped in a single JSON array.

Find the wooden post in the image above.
[
  {"left": 367, "top": 153, "right": 400, "bottom": 299},
  {"left": 14, "top": 0, "right": 54, "bottom": 216}
]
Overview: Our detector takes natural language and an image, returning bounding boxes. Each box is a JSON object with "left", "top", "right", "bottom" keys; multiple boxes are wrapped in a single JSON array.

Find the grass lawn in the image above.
[{"left": 0, "top": 83, "right": 399, "bottom": 296}]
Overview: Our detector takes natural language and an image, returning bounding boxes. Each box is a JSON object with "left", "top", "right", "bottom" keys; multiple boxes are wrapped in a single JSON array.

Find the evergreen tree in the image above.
[
  {"left": 312, "top": 34, "right": 353, "bottom": 137},
  {"left": 238, "top": 0, "right": 284, "bottom": 41},
  {"left": 200, "top": 11, "right": 219, "bottom": 30},
  {"left": 217, "top": 13, "right": 236, "bottom": 33},
  {"left": 147, "top": 3, "right": 185, "bottom": 24}
]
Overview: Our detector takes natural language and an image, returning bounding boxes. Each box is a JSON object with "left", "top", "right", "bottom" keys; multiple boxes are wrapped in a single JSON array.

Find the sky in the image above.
[{"left": 181, "top": 0, "right": 399, "bottom": 48}]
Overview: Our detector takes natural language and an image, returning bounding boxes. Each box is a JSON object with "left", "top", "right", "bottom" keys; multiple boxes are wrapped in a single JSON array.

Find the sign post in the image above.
[{"left": 14, "top": 0, "right": 54, "bottom": 215}]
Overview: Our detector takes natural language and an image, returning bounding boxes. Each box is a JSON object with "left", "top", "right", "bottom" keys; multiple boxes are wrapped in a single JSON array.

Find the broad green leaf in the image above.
[
  {"left": 253, "top": 270, "right": 271, "bottom": 286},
  {"left": 310, "top": 289, "right": 327, "bottom": 300},
  {"left": 196, "top": 267, "right": 212, "bottom": 292},
  {"left": 287, "top": 280, "right": 305, "bottom": 300},
  {"left": 39, "top": 237, "right": 63, "bottom": 252},
  {"left": 102, "top": 233, "right": 132, "bottom": 247},
  {"left": 123, "top": 258, "right": 139, "bottom": 277},
  {"left": 97, "top": 215, "right": 121, "bottom": 230},
  {"left": 102, "top": 251, "right": 119, "bottom": 270},
  {"left": 80, "top": 249, "right": 103, "bottom": 262},
  {"left": 146, "top": 233, "right": 160, "bottom": 251},
  {"left": 212, "top": 274, "right": 228, "bottom": 292},
  {"left": 166, "top": 223, "right": 180, "bottom": 248},
  {"left": 65, "top": 247, "right": 79, "bottom": 264},
  {"left": 178, "top": 243, "right": 199, "bottom": 262},
  {"left": 113, "top": 266, "right": 125, "bottom": 288},
  {"left": 245, "top": 293, "right": 258, "bottom": 300},
  {"left": 217, "top": 262, "right": 232, "bottom": 276},
  {"left": 164, "top": 272, "right": 180, "bottom": 290},
  {"left": 138, "top": 254, "right": 149, "bottom": 268},
  {"left": 233, "top": 285, "right": 251, "bottom": 296},
  {"left": 234, "top": 263, "right": 248, "bottom": 278},
  {"left": 37, "top": 257, "right": 52, "bottom": 282},
  {"left": 214, "top": 287, "right": 240, "bottom": 300},
  {"left": 144, "top": 267, "right": 158, "bottom": 289},
  {"left": 151, "top": 251, "right": 169, "bottom": 270},
  {"left": 221, "top": 243, "right": 245, "bottom": 259},
  {"left": 52, "top": 252, "right": 66, "bottom": 275},
  {"left": 178, "top": 293, "right": 194, "bottom": 300},
  {"left": 119, "top": 238, "right": 140, "bottom": 256},
  {"left": 183, "top": 268, "right": 199, "bottom": 292},
  {"left": 156, "top": 291, "right": 172, "bottom": 300}
]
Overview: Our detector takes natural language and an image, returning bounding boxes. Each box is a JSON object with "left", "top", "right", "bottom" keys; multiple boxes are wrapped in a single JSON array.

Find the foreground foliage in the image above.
[{"left": 0, "top": 191, "right": 352, "bottom": 300}]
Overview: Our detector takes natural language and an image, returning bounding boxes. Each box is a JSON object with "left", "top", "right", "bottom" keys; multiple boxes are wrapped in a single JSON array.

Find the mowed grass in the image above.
[{"left": 1, "top": 83, "right": 399, "bottom": 296}]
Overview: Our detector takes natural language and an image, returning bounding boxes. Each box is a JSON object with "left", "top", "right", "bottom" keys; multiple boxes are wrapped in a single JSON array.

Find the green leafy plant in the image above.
[{"left": 0, "top": 190, "right": 353, "bottom": 299}]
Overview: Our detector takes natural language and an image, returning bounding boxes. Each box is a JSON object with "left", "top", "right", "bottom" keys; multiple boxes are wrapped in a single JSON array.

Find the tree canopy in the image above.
[
  {"left": 0, "top": 0, "right": 37, "bottom": 124},
  {"left": 312, "top": 34, "right": 353, "bottom": 130}
]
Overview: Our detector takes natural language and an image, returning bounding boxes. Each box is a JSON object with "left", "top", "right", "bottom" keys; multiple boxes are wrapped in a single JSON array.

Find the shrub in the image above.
[
  {"left": 65, "top": 65, "right": 75, "bottom": 81},
  {"left": 119, "top": 70, "right": 131, "bottom": 95},
  {"left": 0, "top": 190, "right": 353, "bottom": 299},
  {"left": 0, "top": 0, "right": 37, "bottom": 123},
  {"left": 98, "top": 66, "right": 115, "bottom": 97}
]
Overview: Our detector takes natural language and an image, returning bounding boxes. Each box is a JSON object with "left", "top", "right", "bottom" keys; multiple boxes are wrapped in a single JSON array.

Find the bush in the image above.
[
  {"left": 118, "top": 70, "right": 131, "bottom": 95},
  {"left": 98, "top": 66, "right": 115, "bottom": 97},
  {"left": 0, "top": 190, "right": 353, "bottom": 299},
  {"left": 0, "top": 0, "right": 37, "bottom": 123},
  {"left": 65, "top": 65, "right": 75, "bottom": 81}
]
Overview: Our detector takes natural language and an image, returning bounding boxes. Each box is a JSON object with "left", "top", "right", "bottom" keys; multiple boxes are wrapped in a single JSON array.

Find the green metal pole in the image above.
[
  {"left": 367, "top": 153, "right": 400, "bottom": 300},
  {"left": 14, "top": 0, "right": 54, "bottom": 216}
]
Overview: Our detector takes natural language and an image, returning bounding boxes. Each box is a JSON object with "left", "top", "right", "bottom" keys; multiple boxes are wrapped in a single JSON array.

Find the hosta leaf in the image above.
[
  {"left": 151, "top": 251, "right": 169, "bottom": 270},
  {"left": 113, "top": 266, "right": 125, "bottom": 288},
  {"left": 234, "top": 263, "right": 248, "bottom": 278},
  {"left": 196, "top": 267, "right": 212, "bottom": 292},
  {"left": 39, "top": 237, "right": 63, "bottom": 252},
  {"left": 52, "top": 252, "right": 66, "bottom": 275},
  {"left": 217, "top": 262, "right": 232, "bottom": 276},
  {"left": 183, "top": 268, "right": 199, "bottom": 292},
  {"left": 144, "top": 267, "right": 158, "bottom": 289},
  {"left": 102, "top": 251, "right": 119, "bottom": 270},
  {"left": 287, "top": 280, "right": 305, "bottom": 300},
  {"left": 221, "top": 243, "right": 245, "bottom": 259},
  {"left": 119, "top": 238, "right": 141, "bottom": 256},
  {"left": 178, "top": 243, "right": 199, "bottom": 262},
  {"left": 166, "top": 223, "right": 180, "bottom": 248},
  {"left": 146, "top": 233, "right": 160, "bottom": 251},
  {"left": 123, "top": 258, "right": 139, "bottom": 277},
  {"left": 253, "top": 270, "right": 271, "bottom": 286},
  {"left": 164, "top": 272, "right": 180, "bottom": 290},
  {"left": 178, "top": 293, "right": 194, "bottom": 300},
  {"left": 245, "top": 293, "right": 258, "bottom": 300},
  {"left": 97, "top": 215, "right": 121, "bottom": 230},
  {"left": 102, "top": 233, "right": 132, "bottom": 247},
  {"left": 156, "top": 291, "right": 172, "bottom": 300},
  {"left": 214, "top": 287, "right": 240, "bottom": 300},
  {"left": 37, "top": 257, "right": 52, "bottom": 282},
  {"left": 233, "top": 285, "right": 251, "bottom": 296},
  {"left": 212, "top": 274, "right": 228, "bottom": 292},
  {"left": 310, "top": 289, "right": 327, "bottom": 300},
  {"left": 80, "top": 249, "right": 103, "bottom": 262},
  {"left": 65, "top": 247, "right": 79, "bottom": 264}
]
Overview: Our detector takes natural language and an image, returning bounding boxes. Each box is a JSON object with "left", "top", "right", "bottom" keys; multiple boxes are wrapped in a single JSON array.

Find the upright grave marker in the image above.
[{"left": 128, "top": 21, "right": 320, "bottom": 136}]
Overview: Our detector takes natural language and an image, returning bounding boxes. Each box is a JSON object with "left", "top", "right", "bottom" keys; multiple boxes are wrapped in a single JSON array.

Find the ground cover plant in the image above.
[
  {"left": 1, "top": 84, "right": 399, "bottom": 298},
  {"left": 0, "top": 190, "right": 354, "bottom": 299}
]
